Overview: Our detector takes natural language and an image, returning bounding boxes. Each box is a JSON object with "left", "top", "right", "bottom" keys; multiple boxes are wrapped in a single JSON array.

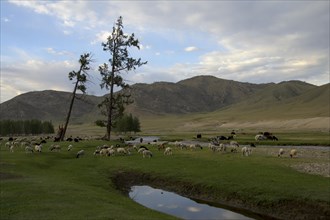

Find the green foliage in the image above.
[
  {"left": 114, "top": 113, "right": 141, "bottom": 133},
  {"left": 0, "top": 119, "right": 54, "bottom": 135},
  {"left": 94, "top": 120, "right": 106, "bottom": 127},
  {"left": 62, "top": 53, "right": 93, "bottom": 140},
  {"left": 68, "top": 53, "right": 92, "bottom": 94},
  {"left": 98, "top": 16, "right": 147, "bottom": 140}
]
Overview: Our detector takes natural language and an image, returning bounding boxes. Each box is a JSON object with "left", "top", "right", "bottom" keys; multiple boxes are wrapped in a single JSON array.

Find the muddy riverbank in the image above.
[{"left": 111, "top": 170, "right": 329, "bottom": 220}]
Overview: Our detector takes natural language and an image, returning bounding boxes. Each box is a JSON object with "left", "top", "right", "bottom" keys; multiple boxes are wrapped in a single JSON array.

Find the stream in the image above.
[{"left": 129, "top": 185, "right": 255, "bottom": 220}]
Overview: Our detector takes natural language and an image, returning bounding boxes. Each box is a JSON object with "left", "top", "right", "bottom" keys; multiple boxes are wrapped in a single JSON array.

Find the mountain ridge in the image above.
[{"left": 1, "top": 76, "right": 328, "bottom": 128}]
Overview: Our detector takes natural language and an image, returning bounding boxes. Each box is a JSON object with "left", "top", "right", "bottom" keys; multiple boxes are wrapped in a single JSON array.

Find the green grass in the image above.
[{"left": 1, "top": 139, "right": 329, "bottom": 220}]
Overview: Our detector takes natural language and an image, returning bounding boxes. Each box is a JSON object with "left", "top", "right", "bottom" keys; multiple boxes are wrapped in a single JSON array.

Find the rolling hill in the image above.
[{"left": 1, "top": 76, "right": 328, "bottom": 132}]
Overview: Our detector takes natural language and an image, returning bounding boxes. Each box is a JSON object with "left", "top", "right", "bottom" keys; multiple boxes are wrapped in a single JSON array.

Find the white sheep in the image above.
[
  {"left": 100, "top": 148, "right": 109, "bottom": 156},
  {"left": 93, "top": 149, "right": 100, "bottom": 155},
  {"left": 76, "top": 150, "right": 84, "bottom": 158},
  {"left": 5, "top": 141, "right": 12, "bottom": 148},
  {"left": 230, "top": 141, "right": 239, "bottom": 148},
  {"left": 107, "top": 149, "right": 115, "bottom": 156},
  {"left": 219, "top": 143, "right": 227, "bottom": 152},
  {"left": 67, "top": 145, "right": 73, "bottom": 151},
  {"left": 34, "top": 144, "right": 42, "bottom": 153},
  {"left": 143, "top": 150, "right": 153, "bottom": 158},
  {"left": 278, "top": 148, "right": 285, "bottom": 157},
  {"left": 117, "top": 147, "right": 127, "bottom": 155},
  {"left": 25, "top": 146, "right": 34, "bottom": 153},
  {"left": 290, "top": 149, "right": 297, "bottom": 158},
  {"left": 242, "top": 146, "right": 252, "bottom": 156},
  {"left": 49, "top": 144, "right": 61, "bottom": 152},
  {"left": 229, "top": 141, "right": 239, "bottom": 153},
  {"left": 189, "top": 144, "right": 196, "bottom": 150},
  {"left": 209, "top": 144, "right": 217, "bottom": 152},
  {"left": 164, "top": 147, "right": 172, "bottom": 156},
  {"left": 9, "top": 145, "right": 15, "bottom": 153},
  {"left": 255, "top": 134, "right": 267, "bottom": 141},
  {"left": 138, "top": 148, "right": 146, "bottom": 154}
]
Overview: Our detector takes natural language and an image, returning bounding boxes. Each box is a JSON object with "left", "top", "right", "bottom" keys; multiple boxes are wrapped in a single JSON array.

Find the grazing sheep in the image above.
[
  {"left": 76, "top": 150, "right": 84, "bottom": 158},
  {"left": 107, "top": 149, "right": 115, "bottom": 156},
  {"left": 116, "top": 147, "right": 127, "bottom": 155},
  {"left": 255, "top": 134, "right": 267, "bottom": 141},
  {"left": 209, "top": 143, "right": 217, "bottom": 152},
  {"left": 164, "top": 147, "right": 172, "bottom": 156},
  {"left": 67, "top": 145, "right": 73, "bottom": 151},
  {"left": 5, "top": 141, "right": 11, "bottom": 148},
  {"left": 34, "top": 144, "right": 42, "bottom": 153},
  {"left": 139, "top": 146, "right": 149, "bottom": 151},
  {"left": 230, "top": 141, "right": 239, "bottom": 148},
  {"left": 278, "top": 148, "right": 285, "bottom": 157},
  {"left": 189, "top": 144, "right": 196, "bottom": 150},
  {"left": 143, "top": 150, "right": 153, "bottom": 158},
  {"left": 290, "top": 149, "right": 297, "bottom": 158},
  {"left": 49, "top": 144, "right": 61, "bottom": 152},
  {"left": 9, "top": 145, "right": 14, "bottom": 153},
  {"left": 219, "top": 143, "right": 227, "bottom": 152},
  {"left": 25, "top": 146, "right": 34, "bottom": 153},
  {"left": 138, "top": 148, "right": 146, "bottom": 154},
  {"left": 158, "top": 143, "right": 166, "bottom": 151},
  {"left": 100, "top": 148, "right": 109, "bottom": 156},
  {"left": 242, "top": 146, "right": 252, "bottom": 156},
  {"left": 93, "top": 149, "right": 100, "bottom": 155},
  {"left": 180, "top": 144, "right": 188, "bottom": 150},
  {"left": 229, "top": 141, "right": 239, "bottom": 153}
]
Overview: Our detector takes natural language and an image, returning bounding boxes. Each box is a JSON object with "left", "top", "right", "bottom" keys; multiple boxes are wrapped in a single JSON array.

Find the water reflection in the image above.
[{"left": 129, "top": 185, "right": 254, "bottom": 220}]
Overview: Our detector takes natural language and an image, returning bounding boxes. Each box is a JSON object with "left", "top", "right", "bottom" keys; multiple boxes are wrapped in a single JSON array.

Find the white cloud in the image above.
[
  {"left": 184, "top": 46, "right": 199, "bottom": 52},
  {"left": 2, "top": 0, "right": 329, "bottom": 103},
  {"left": 91, "top": 31, "right": 112, "bottom": 45}
]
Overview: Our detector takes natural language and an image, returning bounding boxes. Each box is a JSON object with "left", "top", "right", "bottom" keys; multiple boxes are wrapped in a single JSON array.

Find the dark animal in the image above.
[{"left": 139, "top": 146, "right": 149, "bottom": 150}]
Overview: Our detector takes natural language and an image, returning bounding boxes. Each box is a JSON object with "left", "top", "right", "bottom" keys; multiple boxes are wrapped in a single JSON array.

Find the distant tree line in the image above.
[
  {"left": 114, "top": 113, "right": 141, "bottom": 133},
  {"left": 0, "top": 120, "right": 55, "bottom": 136},
  {"left": 95, "top": 113, "right": 141, "bottom": 134}
]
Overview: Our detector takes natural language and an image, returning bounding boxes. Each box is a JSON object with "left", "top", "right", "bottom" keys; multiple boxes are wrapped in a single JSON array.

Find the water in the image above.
[
  {"left": 129, "top": 185, "right": 254, "bottom": 220},
  {"left": 125, "top": 136, "right": 160, "bottom": 145}
]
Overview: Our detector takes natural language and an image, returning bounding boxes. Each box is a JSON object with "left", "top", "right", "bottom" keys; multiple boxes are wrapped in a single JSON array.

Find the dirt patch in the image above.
[
  {"left": 257, "top": 146, "right": 330, "bottom": 177},
  {"left": 111, "top": 170, "right": 330, "bottom": 220}
]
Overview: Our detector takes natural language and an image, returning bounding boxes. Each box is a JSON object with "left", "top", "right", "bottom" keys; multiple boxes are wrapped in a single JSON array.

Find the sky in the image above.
[{"left": 1, "top": 0, "right": 329, "bottom": 103}]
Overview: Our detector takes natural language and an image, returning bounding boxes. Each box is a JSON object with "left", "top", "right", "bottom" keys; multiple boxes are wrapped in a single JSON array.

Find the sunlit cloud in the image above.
[
  {"left": 184, "top": 46, "right": 199, "bottom": 52},
  {"left": 2, "top": 0, "right": 329, "bottom": 103}
]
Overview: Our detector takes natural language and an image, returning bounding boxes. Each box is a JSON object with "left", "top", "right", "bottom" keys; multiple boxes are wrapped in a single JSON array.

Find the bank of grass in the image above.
[{"left": 1, "top": 140, "right": 329, "bottom": 220}]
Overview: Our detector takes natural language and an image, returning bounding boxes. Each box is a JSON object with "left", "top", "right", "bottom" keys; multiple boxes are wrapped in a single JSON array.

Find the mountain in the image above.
[
  {"left": 128, "top": 76, "right": 270, "bottom": 114},
  {"left": 1, "top": 76, "right": 327, "bottom": 128},
  {"left": 0, "top": 90, "right": 103, "bottom": 123}
]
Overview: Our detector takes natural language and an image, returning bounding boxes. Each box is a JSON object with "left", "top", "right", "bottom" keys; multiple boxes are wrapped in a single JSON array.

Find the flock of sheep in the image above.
[{"left": 1, "top": 133, "right": 299, "bottom": 160}]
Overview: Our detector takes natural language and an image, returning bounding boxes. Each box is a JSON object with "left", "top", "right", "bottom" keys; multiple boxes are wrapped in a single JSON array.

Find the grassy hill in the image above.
[
  {"left": 1, "top": 76, "right": 328, "bottom": 134},
  {"left": 0, "top": 90, "right": 103, "bottom": 124}
]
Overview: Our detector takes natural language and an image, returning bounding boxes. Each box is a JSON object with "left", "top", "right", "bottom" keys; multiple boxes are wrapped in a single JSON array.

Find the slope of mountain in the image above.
[
  {"left": 128, "top": 75, "right": 270, "bottom": 114},
  {"left": 0, "top": 90, "right": 103, "bottom": 123},
  {"left": 0, "top": 76, "right": 326, "bottom": 130}
]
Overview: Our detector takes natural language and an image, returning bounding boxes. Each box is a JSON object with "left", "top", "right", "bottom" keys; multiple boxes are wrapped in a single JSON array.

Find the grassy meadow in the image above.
[{"left": 1, "top": 133, "right": 329, "bottom": 220}]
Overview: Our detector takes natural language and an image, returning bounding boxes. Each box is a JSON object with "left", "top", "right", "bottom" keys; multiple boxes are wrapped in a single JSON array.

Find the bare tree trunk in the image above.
[
  {"left": 61, "top": 80, "right": 79, "bottom": 141},
  {"left": 106, "top": 72, "right": 115, "bottom": 141}
]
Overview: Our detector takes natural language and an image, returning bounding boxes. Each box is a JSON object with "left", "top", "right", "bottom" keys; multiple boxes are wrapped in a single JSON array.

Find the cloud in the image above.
[
  {"left": 184, "top": 46, "right": 199, "bottom": 52},
  {"left": 45, "top": 47, "right": 73, "bottom": 57},
  {"left": 0, "top": 49, "right": 103, "bottom": 103},
  {"left": 3, "top": 0, "right": 329, "bottom": 104}
]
